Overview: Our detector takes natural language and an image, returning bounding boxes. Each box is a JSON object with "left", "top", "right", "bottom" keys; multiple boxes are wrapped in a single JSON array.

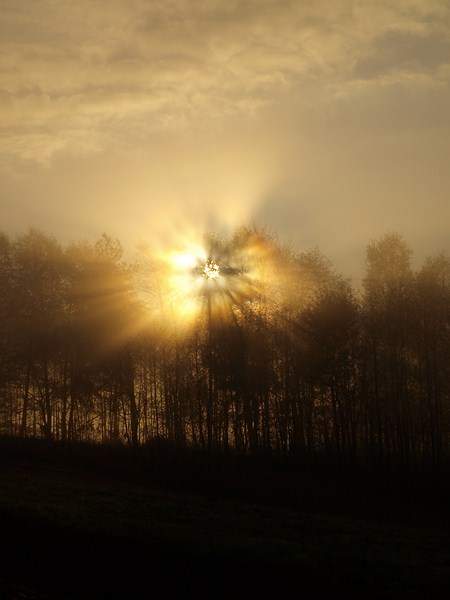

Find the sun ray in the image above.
[{"left": 136, "top": 225, "right": 290, "bottom": 334}]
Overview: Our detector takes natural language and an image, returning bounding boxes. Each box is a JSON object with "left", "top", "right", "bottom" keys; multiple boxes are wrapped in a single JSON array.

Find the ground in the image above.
[{"left": 0, "top": 446, "right": 449, "bottom": 599}]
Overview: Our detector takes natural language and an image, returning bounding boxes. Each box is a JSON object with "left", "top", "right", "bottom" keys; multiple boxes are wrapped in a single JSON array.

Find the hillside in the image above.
[{"left": 0, "top": 442, "right": 449, "bottom": 598}]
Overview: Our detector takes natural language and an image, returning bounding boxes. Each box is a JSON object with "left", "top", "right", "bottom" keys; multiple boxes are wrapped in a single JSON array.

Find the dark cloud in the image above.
[{"left": 354, "top": 30, "right": 450, "bottom": 79}]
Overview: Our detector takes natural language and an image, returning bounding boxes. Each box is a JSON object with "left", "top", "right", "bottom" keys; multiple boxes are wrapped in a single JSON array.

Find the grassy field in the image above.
[{"left": 0, "top": 442, "right": 449, "bottom": 598}]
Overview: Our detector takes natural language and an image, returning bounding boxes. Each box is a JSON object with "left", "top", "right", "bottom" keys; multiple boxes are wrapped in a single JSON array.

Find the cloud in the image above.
[
  {"left": 0, "top": 0, "right": 369, "bottom": 162},
  {"left": 0, "top": 0, "right": 449, "bottom": 278},
  {"left": 2, "top": 0, "right": 449, "bottom": 164},
  {"left": 353, "top": 30, "right": 450, "bottom": 79}
]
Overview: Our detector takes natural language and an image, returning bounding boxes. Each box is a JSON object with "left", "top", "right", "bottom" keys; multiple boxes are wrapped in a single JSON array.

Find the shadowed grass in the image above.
[{"left": 0, "top": 449, "right": 449, "bottom": 599}]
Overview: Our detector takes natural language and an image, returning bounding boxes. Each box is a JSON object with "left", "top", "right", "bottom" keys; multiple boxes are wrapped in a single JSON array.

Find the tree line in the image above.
[{"left": 0, "top": 226, "right": 448, "bottom": 470}]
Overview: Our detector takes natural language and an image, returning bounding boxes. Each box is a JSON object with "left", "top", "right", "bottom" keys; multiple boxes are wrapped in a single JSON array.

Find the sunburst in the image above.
[
  {"left": 140, "top": 227, "right": 281, "bottom": 328},
  {"left": 202, "top": 259, "right": 220, "bottom": 280}
]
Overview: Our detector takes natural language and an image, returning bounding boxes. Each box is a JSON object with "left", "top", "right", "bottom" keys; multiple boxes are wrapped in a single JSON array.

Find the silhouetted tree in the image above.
[
  {"left": 0, "top": 226, "right": 448, "bottom": 472},
  {"left": 413, "top": 252, "right": 450, "bottom": 467},
  {"left": 362, "top": 233, "right": 415, "bottom": 464}
]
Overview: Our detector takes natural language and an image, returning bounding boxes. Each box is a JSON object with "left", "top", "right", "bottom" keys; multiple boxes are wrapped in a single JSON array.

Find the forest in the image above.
[{"left": 0, "top": 225, "right": 448, "bottom": 473}]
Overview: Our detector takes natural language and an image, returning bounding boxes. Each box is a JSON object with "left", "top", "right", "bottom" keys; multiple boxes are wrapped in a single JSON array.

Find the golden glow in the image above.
[
  {"left": 160, "top": 242, "right": 207, "bottom": 322},
  {"left": 137, "top": 225, "right": 294, "bottom": 331},
  {"left": 203, "top": 259, "right": 220, "bottom": 280}
]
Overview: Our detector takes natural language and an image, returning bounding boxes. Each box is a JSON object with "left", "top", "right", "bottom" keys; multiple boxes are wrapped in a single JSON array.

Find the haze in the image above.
[{"left": 1, "top": 0, "right": 449, "bottom": 280}]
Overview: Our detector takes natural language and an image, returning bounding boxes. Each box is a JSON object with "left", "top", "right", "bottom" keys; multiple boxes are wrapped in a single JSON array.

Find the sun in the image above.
[
  {"left": 140, "top": 227, "right": 277, "bottom": 328},
  {"left": 158, "top": 242, "right": 239, "bottom": 324},
  {"left": 202, "top": 259, "right": 220, "bottom": 280}
]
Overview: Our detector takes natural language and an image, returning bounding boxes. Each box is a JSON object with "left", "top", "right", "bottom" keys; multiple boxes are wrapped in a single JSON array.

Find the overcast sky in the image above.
[{"left": 1, "top": 0, "right": 449, "bottom": 281}]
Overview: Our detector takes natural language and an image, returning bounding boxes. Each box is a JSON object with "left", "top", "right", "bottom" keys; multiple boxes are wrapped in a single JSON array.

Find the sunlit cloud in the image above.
[
  {"left": 2, "top": 1, "right": 448, "bottom": 166},
  {"left": 6, "top": 0, "right": 448, "bottom": 164}
]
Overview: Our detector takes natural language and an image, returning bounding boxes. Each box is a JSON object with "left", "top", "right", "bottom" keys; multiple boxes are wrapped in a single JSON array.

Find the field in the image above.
[{"left": 0, "top": 438, "right": 449, "bottom": 599}]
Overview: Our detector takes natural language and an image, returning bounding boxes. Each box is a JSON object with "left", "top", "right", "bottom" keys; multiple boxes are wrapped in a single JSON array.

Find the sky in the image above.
[{"left": 1, "top": 0, "right": 449, "bottom": 282}]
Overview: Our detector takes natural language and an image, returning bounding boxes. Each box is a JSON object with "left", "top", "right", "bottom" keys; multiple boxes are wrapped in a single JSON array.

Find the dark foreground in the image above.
[{"left": 0, "top": 440, "right": 449, "bottom": 599}]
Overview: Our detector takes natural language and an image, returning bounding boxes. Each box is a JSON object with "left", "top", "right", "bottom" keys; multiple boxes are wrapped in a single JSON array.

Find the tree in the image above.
[
  {"left": 414, "top": 252, "right": 450, "bottom": 467},
  {"left": 65, "top": 234, "right": 142, "bottom": 445},
  {"left": 362, "top": 233, "right": 415, "bottom": 464}
]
